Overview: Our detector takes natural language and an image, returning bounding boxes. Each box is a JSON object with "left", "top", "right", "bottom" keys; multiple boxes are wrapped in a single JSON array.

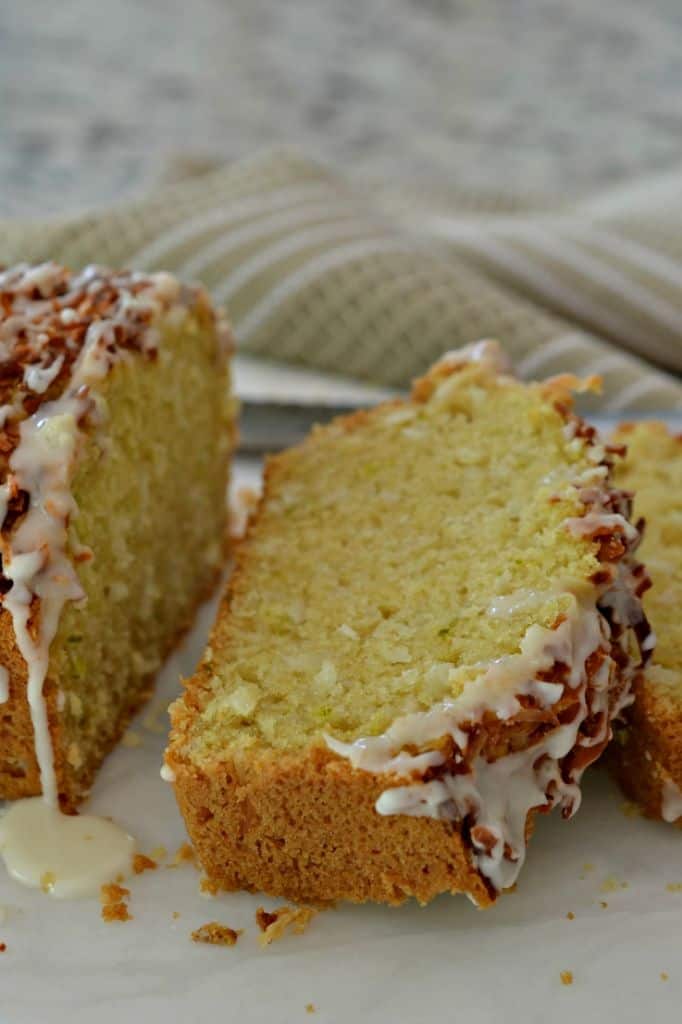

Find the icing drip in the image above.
[
  {"left": 0, "top": 799, "right": 134, "bottom": 899},
  {"left": 4, "top": 400, "right": 86, "bottom": 806},
  {"left": 661, "top": 777, "right": 682, "bottom": 824}
]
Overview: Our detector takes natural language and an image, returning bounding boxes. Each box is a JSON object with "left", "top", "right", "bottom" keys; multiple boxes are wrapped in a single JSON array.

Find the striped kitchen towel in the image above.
[{"left": 1, "top": 149, "right": 680, "bottom": 411}]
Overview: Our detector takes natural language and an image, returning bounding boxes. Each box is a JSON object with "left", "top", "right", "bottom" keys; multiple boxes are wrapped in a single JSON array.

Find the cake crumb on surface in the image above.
[
  {"left": 256, "top": 905, "right": 317, "bottom": 947},
  {"left": 100, "top": 883, "right": 132, "bottom": 923},
  {"left": 599, "top": 876, "right": 627, "bottom": 893},
  {"left": 173, "top": 842, "right": 195, "bottom": 866},
  {"left": 200, "top": 876, "right": 220, "bottom": 896},
  {"left": 560, "top": 971, "right": 574, "bottom": 986},
  {"left": 132, "top": 853, "right": 157, "bottom": 875},
  {"left": 191, "top": 922, "right": 242, "bottom": 946}
]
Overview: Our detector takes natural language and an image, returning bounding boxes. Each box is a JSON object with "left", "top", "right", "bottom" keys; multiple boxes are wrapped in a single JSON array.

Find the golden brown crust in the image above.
[
  {"left": 609, "top": 421, "right": 682, "bottom": 824},
  {"left": 171, "top": 742, "right": 494, "bottom": 907},
  {"left": 612, "top": 675, "right": 682, "bottom": 827}
]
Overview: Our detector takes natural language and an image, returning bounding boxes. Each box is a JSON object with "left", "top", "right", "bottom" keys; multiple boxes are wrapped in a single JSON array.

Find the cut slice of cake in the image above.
[
  {"left": 0, "top": 263, "right": 235, "bottom": 811},
  {"left": 611, "top": 422, "right": 682, "bottom": 825},
  {"left": 165, "top": 343, "right": 651, "bottom": 907}
]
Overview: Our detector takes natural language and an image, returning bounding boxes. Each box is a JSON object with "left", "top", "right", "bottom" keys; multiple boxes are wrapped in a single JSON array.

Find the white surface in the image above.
[{"left": 1, "top": 450, "right": 681, "bottom": 1024}]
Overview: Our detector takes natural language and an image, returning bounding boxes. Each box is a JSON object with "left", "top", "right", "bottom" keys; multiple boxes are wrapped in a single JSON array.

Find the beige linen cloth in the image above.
[{"left": 1, "top": 150, "right": 680, "bottom": 411}]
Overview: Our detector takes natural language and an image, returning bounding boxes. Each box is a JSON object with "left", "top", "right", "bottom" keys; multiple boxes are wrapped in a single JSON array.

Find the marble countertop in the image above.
[{"left": 2, "top": 0, "right": 682, "bottom": 217}]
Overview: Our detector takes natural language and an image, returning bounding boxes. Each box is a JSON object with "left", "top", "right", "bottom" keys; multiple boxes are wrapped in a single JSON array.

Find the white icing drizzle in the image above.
[
  {"left": 0, "top": 798, "right": 134, "bottom": 899},
  {"left": 326, "top": 598, "right": 614, "bottom": 894},
  {"left": 487, "top": 589, "right": 553, "bottom": 618},
  {"left": 23, "top": 354, "right": 64, "bottom": 395},
  {"left": 4, "top": 401, "right": 87, "bottom": 807},
  {"left": 661, "top": 777, "right": 682, "bottom": 824},
  {"left": 565, "top": 511, "right": 639, "bottom": 544}
]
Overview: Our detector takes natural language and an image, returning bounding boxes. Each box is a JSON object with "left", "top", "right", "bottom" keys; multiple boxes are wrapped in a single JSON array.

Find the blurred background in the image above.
[{"left": 3, "top": 0, "right": 682, "bottom": 217}]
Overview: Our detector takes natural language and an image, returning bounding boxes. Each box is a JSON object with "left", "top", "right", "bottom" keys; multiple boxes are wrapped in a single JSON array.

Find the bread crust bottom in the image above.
[
  {"left": 173, "top": 744, "right": 497, "bottom": 907},
  {"left": 612, "top": 675, "right": 682, "bottom": 827}
]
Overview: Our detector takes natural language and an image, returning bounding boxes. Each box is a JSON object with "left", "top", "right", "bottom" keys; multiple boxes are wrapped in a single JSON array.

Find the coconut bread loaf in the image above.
[
  {"left": 166, "top": 343, "right": 651, "bottom": 907},
  {"left": 611, "top": 422, "right": 682, "bottom": 825},
  {"left": 0, "top": 263, "right": 235, "bottom": 811}
]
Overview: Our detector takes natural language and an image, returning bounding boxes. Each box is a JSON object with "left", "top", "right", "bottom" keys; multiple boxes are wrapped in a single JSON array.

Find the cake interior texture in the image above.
[
  {"left": 0, "top": 298, "right": 233, "bottom": 806},
  {"left": 184, "top": 369, "right": 601, "bottom": 761},
  {"left": 612, "top": 422, "right": 682, "bottom": 820}
]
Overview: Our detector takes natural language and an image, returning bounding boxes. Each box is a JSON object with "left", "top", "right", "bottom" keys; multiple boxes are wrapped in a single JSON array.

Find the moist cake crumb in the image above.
[
  {"left": 200, "top": 877, "right": 220, "bottom": 897},
  {"left": 100, "top": 883, "right": 132, "bottom": 922},
  {"left": 256, "top": 905, "right": 317, "bottom": 946},
  {"left": 191, "top": 922, "right": 242, "bottom": 946},
  {"left": 132, "top": 853, "right": 157, "bottom": 874}
]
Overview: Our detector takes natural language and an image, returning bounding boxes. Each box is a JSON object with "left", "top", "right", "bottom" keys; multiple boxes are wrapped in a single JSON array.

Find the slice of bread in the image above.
[
  {"left": 611, "top": 422, "right": 682, "bottom": 825},
  {"left": 0, "top": 263, "right": 235, "bottom": 810},
  {"left": 166, "top": 343, "right": 651, "bottom": 907}
]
